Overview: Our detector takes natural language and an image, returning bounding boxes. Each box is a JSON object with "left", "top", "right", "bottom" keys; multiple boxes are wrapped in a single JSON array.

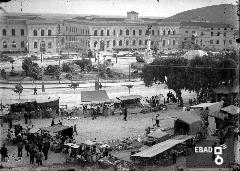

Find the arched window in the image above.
[
  {"left": 119, "top": 40, "right": 122, "bottom": 46},
  {"left": 33, "top": 30, "right": 37, "bottom": 36},
  {"left": 119, "top": 30, "right": 122, "bottom": 36},
  {"left": 126, "top": 29, "right": 129, "bottom": 36},
  {"left": 2, "top": 29, "right": 6, "bottom": 36},
  {"left": 21, "top": 41, "right": 25, "bottom": 48},
  {"left": 107, "top": 30, "right": 110, "bottom": 36},
  {"left": 94, "top": 41, "right": 98, "bottom": 48},
  {"left": 163, "top": 30, "right": 166, "bottom": 35},
  {"left": 152, "top": 30, "right": 154, "bottom": 35},
  {"left": 48, "top": 29, "right": 52, "bottom": 36},
  {"left": 126, "top": 40, "right": 129, "bottom": 46},
  {"left": 139, "top": 40, "right": 142, "bottom": 46},
  {"left": 162, "top": 40, "right": 166, "bottom": 46},
  {"left": 173, "top": 30, "right": 176, "bottom": 35},
  {"left": 132, "top": 40, "right": 136, "bottom": 46},
  {"left": 12, "top": 41, "right": 16, "bottom": 48},
  {"left": 12, "top": 29, "right": 15, "bottom": 36},
  {"left": 2, "top": 41, "right": 7, "bottom": 48},
  {"left": 168, "top": 30, "right": 171, "bottom": 35},
  {"left": 113, "top": 40, "right": 116, "bottom": 46},
  {"left": 113, "top": 30, "right": 116, "bottom": 36},
  {"left": 173, "top": 40, "right": 176, "bottom": 45},
  {"left": 100, "top": 30, "right": 104, "bottom": 36},
  {"left": 94, "top": 30, "right": 98, "bottom": 36},
  {"left": 133, "top": 30, "right": 135, "bottom": 36},
  {"left": 145, "top": 40, "right": 147, "bottom": 45},
  {"left": 41, "top": 29, "right": 45, "bottom": 36},
  {"left": 139, "top": 30, "right": 142, "bottom": 35},
  {"left": 48, "top": 42, "right": 52, "bottom": 48},
  {"left": 34, "top": 42, "right": 38, "bottom": 48}
]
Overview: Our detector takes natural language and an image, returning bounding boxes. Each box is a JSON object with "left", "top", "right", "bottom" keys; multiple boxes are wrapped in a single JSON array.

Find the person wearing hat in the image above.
[
  {"left": 0, "top": 144, "right": 8, "bottom": 162},
  {"left": 25, "top": 140, "right": 30, "bottom": 156},
  {"left": 154, "top": 114, "right": 160, "bottom": 127}
]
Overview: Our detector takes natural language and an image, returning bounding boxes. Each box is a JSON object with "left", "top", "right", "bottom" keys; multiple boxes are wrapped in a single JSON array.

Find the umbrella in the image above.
[
  {"left": 84, "top": 140, "right": 96, "bottom": 146},
  {"left": 182, "top": 50, "right": 208, "bottom": 60}
]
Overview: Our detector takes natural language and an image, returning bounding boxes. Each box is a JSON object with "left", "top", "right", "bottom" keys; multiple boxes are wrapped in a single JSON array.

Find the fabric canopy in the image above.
[
  {"left": 148, "top": 129, "right": 170, "bottom": 139},
  {"left": 40, "top": 124, "right": 70, "bottom": 133},
  {"left": 177, "top": 111, "right": 201, "bottom": 125},
  {"left": 190, "top": 102, "right": 221, "bottom": 109},
  {"left": 132, "top": 135, "right": 193, "bottom": 158},
  {"left": 84, "top": 140, "right": 96, "bottom": 146},
  {"left": 29, "top": 127, "right": 40, "bottom": 133},
  {"left": 64, "top": 143, "right": 79, "bottom": 149},
  {"left": 221, "top": 105, "right": 240, "bottom": 115},
  {"left": 190, "top": 101, "right": 224, "bottom": 119},
  {"left": 81, "top": 90, "right": 109, "bottom": 102},
  {"left": 117, "top": 95, "right": 143, "bottom": 101}
]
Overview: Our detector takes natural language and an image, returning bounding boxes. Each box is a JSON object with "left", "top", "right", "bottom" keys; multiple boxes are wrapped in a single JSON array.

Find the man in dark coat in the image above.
[
  {"left": 17, "top": 141, "right": 24, "bottom": 157},
  {"left": 35, "top": 150, "right": 44, "bottom": 166},
  {"left": 24, "top": 111, "right": 28, "bottom": 124},
  {"left": 8, "top": 114, "right": 13, "bottom": 129},
  {"left": 25, "top": 141, "right": 30, "bottom": 156},
  {"left": 51, "top": 118, "right": 55, "bottom": 126},
  {"left": 0, "top": 144, "right": 8, "bottom": 162},
  {"left": 29, "top": 144, "right": 35, "bottom": 164},
  {"left": 123, "top": 106, "right": 127, "bottom": 121},
  {"left": 42, "top": 142, "right": 50, "bottom": 160}
]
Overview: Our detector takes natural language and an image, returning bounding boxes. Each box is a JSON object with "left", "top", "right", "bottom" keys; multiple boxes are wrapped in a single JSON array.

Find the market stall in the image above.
[
  {"left": 40, "top": 124, "right": 73, "bottom": 152},
  {"left": 220, "top": 105, "right": 240, "bottom": 128},
  {"left": 81, "top": 90, "right": 111, "bottom": 117},
  {"left": 131, "top": 135, "right": 193, "bottom": 165},
  {"left": 37, "top": 98, "right": 60, "bottom": 118},
  {"left": 190, "top": 101, "right": 224, "bottom": 119},
  {"left": 116, "top": 95, "right": 143, "bottom": 108},
  {"left": 174, "top": 111, "right": 203, "bottom": 135}
]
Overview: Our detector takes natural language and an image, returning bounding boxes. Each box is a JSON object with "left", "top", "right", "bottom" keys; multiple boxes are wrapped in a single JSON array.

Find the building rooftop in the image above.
[{"left": 180, "top": 21, "right": 233, "bottom": 28}]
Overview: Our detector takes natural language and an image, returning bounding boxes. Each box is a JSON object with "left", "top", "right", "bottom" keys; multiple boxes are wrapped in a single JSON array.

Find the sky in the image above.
[{"left": 0, "top": 0, "right": 237, "bottom": 17}]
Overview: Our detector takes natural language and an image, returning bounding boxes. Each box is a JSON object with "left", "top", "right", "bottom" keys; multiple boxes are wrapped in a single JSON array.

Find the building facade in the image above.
[
  {"left": 0, "top": 8, "right": 237, "bottom": 54},
  {"left": 179, "top": 22, "right": 235, "bottom": 51},
  {"left": 0, "top": 9, "right": 28, "bottom": 53},
  {"left": 26, "top": 18, "right": 63, "bottom": 54}
]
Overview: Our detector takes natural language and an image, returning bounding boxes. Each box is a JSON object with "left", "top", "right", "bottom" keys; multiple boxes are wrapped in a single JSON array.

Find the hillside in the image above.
[{"left": 163, "top": 4, "right": 238, "bottom": 28}]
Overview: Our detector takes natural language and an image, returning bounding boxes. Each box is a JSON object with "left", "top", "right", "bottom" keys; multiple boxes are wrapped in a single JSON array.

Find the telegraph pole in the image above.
[
  {"left": 57, "top": 24, "right": 61, "bottom": 83},
  {"left": 40, "top": 40, "right": 45, "bottom": 92}
]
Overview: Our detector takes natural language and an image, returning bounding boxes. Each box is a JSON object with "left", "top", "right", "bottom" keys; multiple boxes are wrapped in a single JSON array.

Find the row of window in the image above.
[
  {"left": 93, "top": 39, "right": 176, "bottom": 47},
  {"left": 184, "top": 30, "right": 227, "bottom": 37},
  {"left": 2, "top": 41, "right": 25, "bottom": 48},
  {"left": 66, "top": 26, "right": 90, "bottom": 35},
  {"left": 211, "top": 27, "right": 233, "bottom": 30},
  {"left": 2, "top": 29, "right": 25, "bottom": 36},
  {"left": 211, "top": 32, "right": 227, "bottom": 37},
  {"left": 93, "top": 29, "right": 176, "bottom": 36},
  {"left": 33, "top": 41, "right": 53, "bottom": 49},
  {"left": 209, "top": 39, "right": 232, "bottom": 45},
  {"left": 33, "top": 29, "right": 52, "bottom": 36}
]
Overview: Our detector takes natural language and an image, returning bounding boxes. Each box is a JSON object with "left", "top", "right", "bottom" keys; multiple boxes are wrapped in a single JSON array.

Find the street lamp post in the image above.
[{"left": 40, "top": 40, "right": 46, "bottom": 92}]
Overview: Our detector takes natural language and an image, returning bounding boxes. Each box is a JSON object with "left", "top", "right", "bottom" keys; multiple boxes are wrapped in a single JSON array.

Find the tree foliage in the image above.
[
  {"left": 22, "top": 58, "right": 41, "bottom": 79},
  {"left": 13, "top": 84, "right": 23, "bottom": 99},
  {"left": 74, "top": 58, "right": 92, "bottom": 72},
  {"left": 142, "top": 51, "right": 238, "bottom": 106},
  {"left": 45, "top": 65, "right": 60, "bottom": 76}
]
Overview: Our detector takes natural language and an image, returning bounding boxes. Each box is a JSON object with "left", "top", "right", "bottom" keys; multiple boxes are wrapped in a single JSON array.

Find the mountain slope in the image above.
[{"left": 163, "top": 4, "right": 238, "bottom": 28}]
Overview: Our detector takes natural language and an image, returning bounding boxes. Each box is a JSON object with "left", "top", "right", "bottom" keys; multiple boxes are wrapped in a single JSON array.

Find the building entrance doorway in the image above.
[{"left": 100, "top": 41, "right": 105, "bottom": 51}]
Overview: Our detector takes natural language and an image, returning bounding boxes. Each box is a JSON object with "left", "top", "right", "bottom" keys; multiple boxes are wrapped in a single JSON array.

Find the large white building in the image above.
[{"left": 0, "top": 8, "right": 237, "bottom": 54}]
